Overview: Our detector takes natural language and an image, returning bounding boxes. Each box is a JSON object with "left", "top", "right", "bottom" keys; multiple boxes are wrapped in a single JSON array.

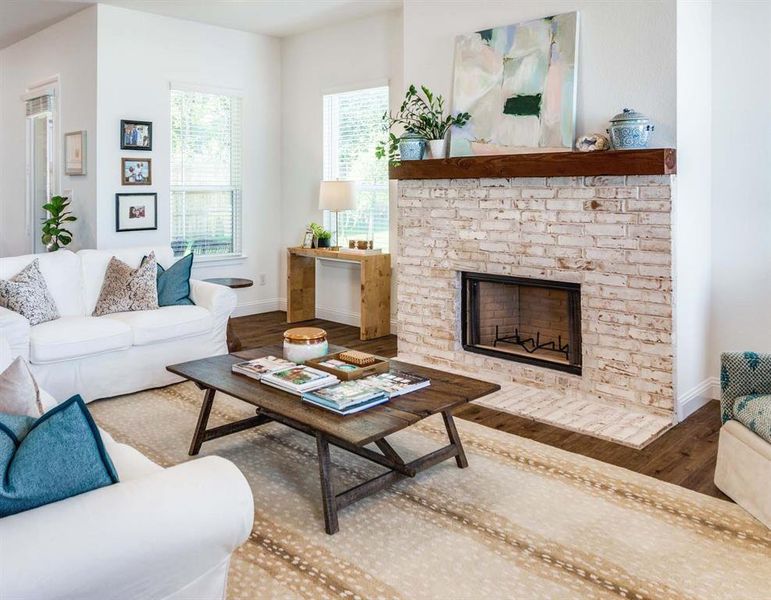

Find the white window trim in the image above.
[
  {"left": 322, "top": 84, "right": 390, "bottom": 250},
  {"left": 24, "top": 76, "right": 59, "bottom": 254},
  {"left": 170, "top": 84, "right": 244, "bottom": 261}
]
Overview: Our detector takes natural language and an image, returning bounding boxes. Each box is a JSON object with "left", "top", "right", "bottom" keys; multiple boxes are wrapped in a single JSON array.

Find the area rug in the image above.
[{"left": 90, "top": 383, "right": 771, "bottom": 600}]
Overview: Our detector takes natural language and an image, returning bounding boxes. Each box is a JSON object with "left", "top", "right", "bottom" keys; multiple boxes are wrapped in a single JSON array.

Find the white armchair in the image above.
[{"left": 0, "top": 336, "right": 254, "bottom": 599}]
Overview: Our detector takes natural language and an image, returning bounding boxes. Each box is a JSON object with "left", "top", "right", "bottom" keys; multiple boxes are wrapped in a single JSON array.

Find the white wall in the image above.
[
  {"left": 674, "top": 0, "right": 712, "bottom": 420},
  {"left": 95, "top": 5, "right": 283, "bottom": 313},
  {"left": 279, "top": 10, "right": 403, "bottom": 326},
  {"left": 709, "top": 1, "right": 771, "bottom": 377},
  {"left": 0, "top": 7, "right": 98, "bottom": 256},
  {"left": 403, "top": 0, "right": 677, "bottom": 146}
]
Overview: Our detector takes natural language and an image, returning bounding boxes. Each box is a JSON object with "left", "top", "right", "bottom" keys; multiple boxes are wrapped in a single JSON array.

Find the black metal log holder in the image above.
[{"left": 492, "top": 325, "right": 570, "bottom": 360}]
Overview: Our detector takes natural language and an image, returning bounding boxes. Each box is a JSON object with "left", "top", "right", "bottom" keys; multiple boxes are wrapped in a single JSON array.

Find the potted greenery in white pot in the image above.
[{"left": 376, "top": 85, "right": 470, "bottom": 165}]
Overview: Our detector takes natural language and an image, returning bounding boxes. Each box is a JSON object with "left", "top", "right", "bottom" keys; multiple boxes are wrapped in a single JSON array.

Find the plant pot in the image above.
[
  {"left": 427, "top": 139, "right": 446, "bottom": 159},
  {"left": 316, "top": 237, "right": 331, "bottom": 248},
  {"left": 398, "top": 133, "right": 426, "bottom": 161}
]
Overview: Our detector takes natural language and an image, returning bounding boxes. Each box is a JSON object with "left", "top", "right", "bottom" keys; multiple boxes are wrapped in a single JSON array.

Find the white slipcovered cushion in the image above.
[
  {"left": 104, "top": 305, "right": 212, "bottom": 346},
  {"left": 0, "top": 249, "right": 84, "bottom": 316},
  {"left": 29, "top": 316, "right": 132, "bottom": 363}
]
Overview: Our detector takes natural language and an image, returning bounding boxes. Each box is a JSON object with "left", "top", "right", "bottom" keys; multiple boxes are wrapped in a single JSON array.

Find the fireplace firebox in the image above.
[{"left": 461, "top": 272, "right": 582, "bottom": 375}]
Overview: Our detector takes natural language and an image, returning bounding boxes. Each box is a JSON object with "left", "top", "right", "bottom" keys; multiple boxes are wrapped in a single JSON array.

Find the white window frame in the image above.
[
  {"left": 23, "top": 77, "right": 59, "bottom": 254},
  {"left": 322, "top": 81, "right": 390, "bottom": 251},
  {"left": 169, "top": 82, "right": 244, "bottom": 263}
]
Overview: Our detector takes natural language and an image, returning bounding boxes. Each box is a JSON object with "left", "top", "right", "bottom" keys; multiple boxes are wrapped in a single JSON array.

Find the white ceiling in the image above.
[
  {"left": 0, "top": 1, "right": 89, "bottom": 49},
  {"left": 0, "top": 0, "right": 402, "bottom": 49}
]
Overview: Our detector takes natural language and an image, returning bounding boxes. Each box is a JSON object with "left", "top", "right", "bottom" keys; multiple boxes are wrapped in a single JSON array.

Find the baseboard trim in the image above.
[
  {"left": 272, "top": 298, "right": 395, "bottom": 334},
  {"left": 232, "top": 298, "right": 282, "bottom": 317},
  {"left": 677, "top": 377, "right": 719, "bottom": 422}
]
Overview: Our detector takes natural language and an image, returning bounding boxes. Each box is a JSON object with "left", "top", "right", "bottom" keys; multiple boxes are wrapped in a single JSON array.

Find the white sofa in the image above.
[
  {"left": 0, "top": 246, "right": 236, "bottom": 402},
  {"left": 0, "top": 337, "right": 255, "bottom": 600}
]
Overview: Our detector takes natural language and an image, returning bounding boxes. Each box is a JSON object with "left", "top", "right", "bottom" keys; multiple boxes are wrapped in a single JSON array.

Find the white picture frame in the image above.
[{"left": 64, "top": 130, "right": 86, "bottom": 176}]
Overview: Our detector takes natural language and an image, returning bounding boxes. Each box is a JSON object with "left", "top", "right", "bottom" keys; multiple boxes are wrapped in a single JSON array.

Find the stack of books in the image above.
[
  {"left": 303, "top": 380, "right": 389, "bottom": 415},
  {"left": 302, "top": 370, "right": 431, "bottom": 415},
  {"left": 231, "top": 355, "right": 296, "bottom": 380},
  {"left": 260, "top": 365, "right": 339, "bottom": 396}
]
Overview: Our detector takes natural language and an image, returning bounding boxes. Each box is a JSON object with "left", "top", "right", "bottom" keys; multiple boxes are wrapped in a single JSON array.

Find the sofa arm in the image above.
[
  {"left": 720, "top": 352, "right": 771, "bottom": 424},
  {"left": 0, "top": 456, "right": 254, "bottom": 600},
  {"left": 0, "top": 306, "right": 30, "bottom": 361},
  {"left": 190, "top": 279, "right": 237, "bottom": 323}
]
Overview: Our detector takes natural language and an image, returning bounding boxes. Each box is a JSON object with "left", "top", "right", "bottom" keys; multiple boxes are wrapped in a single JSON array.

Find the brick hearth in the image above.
[{"left": 396, "top": 174, "right": 676, "bottom": 447}]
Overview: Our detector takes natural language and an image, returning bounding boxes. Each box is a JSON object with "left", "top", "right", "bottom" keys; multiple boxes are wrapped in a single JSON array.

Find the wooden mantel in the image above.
[{"left": 389, "top": 148, "right": 676, "bottom": 180}]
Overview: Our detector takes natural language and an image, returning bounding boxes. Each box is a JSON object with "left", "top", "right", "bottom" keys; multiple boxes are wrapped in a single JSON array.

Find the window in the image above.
[
  {"left": 171, "top": 88, "right": 242, "bottom": 258},
  {"left": 323, "top": 85, "right": 389, "bottom": 251},
  {"left": 26, "top": 88, "right": 56, "bottom": 253}
]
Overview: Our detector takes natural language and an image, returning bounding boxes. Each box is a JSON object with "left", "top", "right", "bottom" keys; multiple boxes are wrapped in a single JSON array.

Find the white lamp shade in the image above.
[{"left": 319, "top": 180, "right": 356, "bottom": 211}]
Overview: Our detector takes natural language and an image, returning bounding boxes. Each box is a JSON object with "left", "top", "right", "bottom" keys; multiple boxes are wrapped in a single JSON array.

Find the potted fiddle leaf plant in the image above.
[
  {"left": 41, "top": 195, "right": 76, "bottom": 252},
  {"left": 375, "top": 84, "right": 471, "bottom": 165}
]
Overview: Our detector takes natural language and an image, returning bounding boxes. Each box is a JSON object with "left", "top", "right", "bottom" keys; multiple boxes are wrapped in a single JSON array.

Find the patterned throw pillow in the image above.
[
  {"left": 0, "top": 357, "right": 44, "bottom": 418},
  {"left": 0, "top": 259, "right": 60, "bottom": 326},
  {"left": 92, "top": 252, "right": 159, "bottom": 316}
]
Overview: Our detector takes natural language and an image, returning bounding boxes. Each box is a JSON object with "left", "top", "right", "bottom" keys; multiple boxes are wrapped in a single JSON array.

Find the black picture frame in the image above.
[
  {"left": 115, "top": 192, "right": 158, "bottom": 232},
  {"left": 120, "top": 119, "right": 153, "bottom": 150}
]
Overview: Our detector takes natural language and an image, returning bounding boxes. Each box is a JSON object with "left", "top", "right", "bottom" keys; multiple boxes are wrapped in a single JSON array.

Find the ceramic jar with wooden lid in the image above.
[{"left": 283, "top": 327, "right": 329, "bottom": 364}]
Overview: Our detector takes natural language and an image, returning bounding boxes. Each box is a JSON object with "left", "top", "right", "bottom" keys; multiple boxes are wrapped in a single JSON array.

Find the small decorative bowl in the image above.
[
  {"left": 607, "top": 108, "right": 654, "bottom": 149},
  {"left": 283, "top": 327, "right": 328, "bottom": 364}
]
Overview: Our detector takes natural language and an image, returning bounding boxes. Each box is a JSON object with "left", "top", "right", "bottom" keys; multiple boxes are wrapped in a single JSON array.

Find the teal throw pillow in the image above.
[
  {"left": 143, "top": 253, "right": 194, "bottom": 306},
  {"left": 0, "top": 395, "right": 118, "bottom": 517}
]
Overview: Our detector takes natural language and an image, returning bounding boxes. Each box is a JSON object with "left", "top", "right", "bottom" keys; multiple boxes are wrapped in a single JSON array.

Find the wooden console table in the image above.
[{"left": 286, "top": 247, "right": 391, "bottom": 340}]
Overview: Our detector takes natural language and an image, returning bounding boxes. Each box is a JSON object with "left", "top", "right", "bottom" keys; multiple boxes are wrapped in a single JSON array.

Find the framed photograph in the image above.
[
  {"left": 121, "top": 158, "right": 152, "bottom": 185},
  {"left": 115, "top": 193, "right": 157, "bottom": 232},
  {"left": 120, "top": 119, "right": 152, "bottom": 150},
  {"left": 302, "top": 228, "right": 314, "bottom": 248},
  {"left": 64, "top": 131, "right": 86, "bottom": 175}
]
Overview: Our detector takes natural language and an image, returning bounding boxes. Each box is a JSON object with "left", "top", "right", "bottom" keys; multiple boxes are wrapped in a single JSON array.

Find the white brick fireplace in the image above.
[{"left": 396, "top": 173, "right": 677, "bottom": 447}]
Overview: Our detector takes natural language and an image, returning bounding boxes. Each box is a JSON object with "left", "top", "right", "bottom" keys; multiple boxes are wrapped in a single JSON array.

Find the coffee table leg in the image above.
[
  {"left": 315, "top": 432, "right": 339, "bottom": 534},
  {"left": 189, "top": 388, "right": 216, "bottom": 456},
  {"left": 442, "top": 410, "right": 469, "bottom": 469}
]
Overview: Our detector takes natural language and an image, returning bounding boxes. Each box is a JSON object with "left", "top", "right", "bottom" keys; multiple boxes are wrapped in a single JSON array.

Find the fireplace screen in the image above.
[{"left": 461, "top": 272, "right": 582, "bottom": 375}]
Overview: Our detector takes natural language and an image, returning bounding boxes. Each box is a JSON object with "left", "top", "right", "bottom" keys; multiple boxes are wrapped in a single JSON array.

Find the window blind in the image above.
[
  {"left": 323, "top": 86, "right": 389, "bottom": 251},
  {"left": 170, "top": 88, "right": 242, "bottom": 257},
  {"left": 25, "top": 93, "right": 54, "bottom": 117}
]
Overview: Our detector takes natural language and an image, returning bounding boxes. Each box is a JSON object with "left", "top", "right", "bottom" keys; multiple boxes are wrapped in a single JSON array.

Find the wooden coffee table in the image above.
[{"left": 167, "top": 345, "right": 500, "bottom": 534}]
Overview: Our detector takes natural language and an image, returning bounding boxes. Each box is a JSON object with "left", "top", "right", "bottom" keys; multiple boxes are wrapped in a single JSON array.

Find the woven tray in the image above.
[{"left": 306, "top": 351, "right": 390, "bottom": 381}]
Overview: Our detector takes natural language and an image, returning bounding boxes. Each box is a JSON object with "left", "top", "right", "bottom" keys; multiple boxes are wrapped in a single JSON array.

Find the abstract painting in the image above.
[{"left": 450, "top": 12, "right": 579, "bottom": 156}]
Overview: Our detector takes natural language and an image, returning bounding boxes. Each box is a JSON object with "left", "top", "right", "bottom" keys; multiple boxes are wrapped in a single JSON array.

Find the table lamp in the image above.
[{"left": 318, "top": 180, "right": 356, "bottom": 250}]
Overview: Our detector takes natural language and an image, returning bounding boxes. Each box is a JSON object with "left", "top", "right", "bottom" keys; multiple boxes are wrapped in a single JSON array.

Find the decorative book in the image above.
[
  {"left": 304, "top": 379, "right": 386, "bottom": 408},
  {"left": 260, "top": 366, "right": 338, "bottom": 396},
  {"left": 302, "top": 393, "right": 389, "bottom": 416},
  {"left": 232, "top": 356, "right": 295, "bottom": 380},
  {"left": 363, "top": 371, "right": 431, "bottom": 398}
]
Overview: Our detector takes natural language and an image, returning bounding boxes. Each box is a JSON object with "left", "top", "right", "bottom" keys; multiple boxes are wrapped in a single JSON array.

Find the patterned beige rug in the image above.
[{"left": 90, "top": 383, "right": 771, "bottom": 600}]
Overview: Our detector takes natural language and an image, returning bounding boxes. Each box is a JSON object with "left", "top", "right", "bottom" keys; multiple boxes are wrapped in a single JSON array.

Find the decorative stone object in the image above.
[
  {"left": 575, "top": 133, "right": 610, "bottom": 152},
  {"left": 607, "top": 108, "right": 655, "bottom": 149},
  {"left": 398, "top": 133, "right": 426, "bottom": 161}
]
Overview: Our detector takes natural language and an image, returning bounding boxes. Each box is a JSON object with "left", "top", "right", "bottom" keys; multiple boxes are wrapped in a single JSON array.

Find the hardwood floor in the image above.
[{"left": 231, "top": 311, "right": 726, "bottom": 500}]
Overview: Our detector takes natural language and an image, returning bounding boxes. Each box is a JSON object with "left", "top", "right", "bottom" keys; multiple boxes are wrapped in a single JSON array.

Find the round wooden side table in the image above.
[{"left": 204, "top": 278, "right": 253, "bottom": 352}]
